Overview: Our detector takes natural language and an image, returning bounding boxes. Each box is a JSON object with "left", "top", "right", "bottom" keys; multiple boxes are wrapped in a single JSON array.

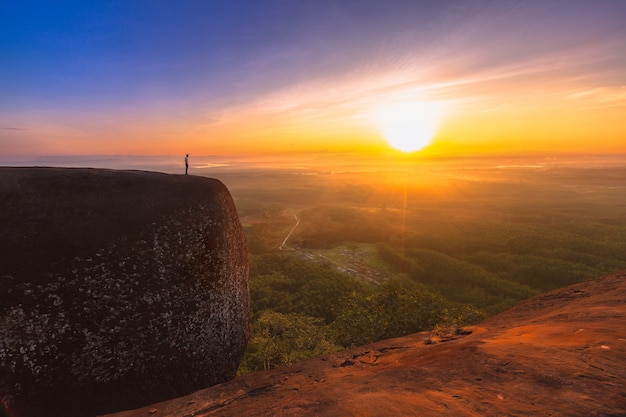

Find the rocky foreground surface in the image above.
[
  {"left": 105, "top": 270, "right": 626, "bottom": 417},
  {"left": 0, "top": 168, "right": 250, "bottom": 417}
]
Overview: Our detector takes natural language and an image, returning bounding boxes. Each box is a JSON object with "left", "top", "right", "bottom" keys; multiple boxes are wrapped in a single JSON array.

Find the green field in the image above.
[{"left": 213, "top": 156, "right": 626, "bottom": 374}]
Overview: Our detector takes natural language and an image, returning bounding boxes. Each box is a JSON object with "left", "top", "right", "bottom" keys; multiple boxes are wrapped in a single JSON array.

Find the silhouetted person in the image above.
[{"left": 185, "top": 154, "right": 189, "bottom": 175}]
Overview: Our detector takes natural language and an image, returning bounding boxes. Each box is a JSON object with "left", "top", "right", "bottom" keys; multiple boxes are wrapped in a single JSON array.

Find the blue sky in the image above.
[
  {"left": 1, "top": 1, "right": 625, "bottom": 157},
  {"left": 2, "top": 1, "right": 450, "bottom": 109}
]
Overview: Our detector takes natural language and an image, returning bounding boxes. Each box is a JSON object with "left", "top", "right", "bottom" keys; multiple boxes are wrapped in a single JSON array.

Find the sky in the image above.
[{"left": 1, "top": 0, "right": 625, "bottom": 160}]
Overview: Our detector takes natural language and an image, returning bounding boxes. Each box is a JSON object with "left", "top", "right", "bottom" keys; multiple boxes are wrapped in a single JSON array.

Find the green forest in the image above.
[{"left": 219, "top": 161, "right": 626, "bottom": 374}]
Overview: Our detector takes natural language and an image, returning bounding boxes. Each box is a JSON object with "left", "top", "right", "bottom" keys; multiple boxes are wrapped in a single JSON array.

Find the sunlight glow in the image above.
[{"left": 373, "top": 102, "right": 443, "bottom": 153}]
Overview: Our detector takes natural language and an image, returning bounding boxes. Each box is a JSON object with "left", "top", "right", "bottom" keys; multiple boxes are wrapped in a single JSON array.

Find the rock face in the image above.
[
  {"left": 0, "top": 168, "right": 250, "bottom": 417},
  {"left": 105, "top": 270, "right": 626, "bottom": 417}
]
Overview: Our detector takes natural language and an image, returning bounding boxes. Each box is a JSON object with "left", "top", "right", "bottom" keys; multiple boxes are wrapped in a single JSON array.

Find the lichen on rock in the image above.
[{"left": 0, "top": 168, "right": 250, "bottom": 417}]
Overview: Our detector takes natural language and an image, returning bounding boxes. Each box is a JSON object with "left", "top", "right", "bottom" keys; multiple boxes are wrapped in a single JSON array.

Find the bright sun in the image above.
[{"left": 373, "top": 102, "right": 442, "bottom": 152}]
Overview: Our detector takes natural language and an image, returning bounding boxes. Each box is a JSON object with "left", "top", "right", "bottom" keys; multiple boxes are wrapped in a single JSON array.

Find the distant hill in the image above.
[{"left": 103, "top": 270, "right": 626, "bottom": 417}]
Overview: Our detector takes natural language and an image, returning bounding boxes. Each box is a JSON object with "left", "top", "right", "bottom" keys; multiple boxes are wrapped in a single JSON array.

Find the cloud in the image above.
[
  {"left": 566, "top": 86, "right": 626, "bottom": 109},
  {"left": 1, "top": 127, "right": 29, "bottom": 130}
]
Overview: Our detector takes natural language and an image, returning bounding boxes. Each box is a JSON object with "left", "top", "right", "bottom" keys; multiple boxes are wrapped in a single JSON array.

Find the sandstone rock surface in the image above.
[
  {"left": 104, "top": 270, "right": 626, "bottom": 417},
  {"left": 0, "top": 167, "right": 250, "bottom": 417}
]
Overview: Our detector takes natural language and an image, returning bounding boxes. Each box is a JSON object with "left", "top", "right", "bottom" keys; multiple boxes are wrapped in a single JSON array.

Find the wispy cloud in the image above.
[{"left": 566, "top": 86, "right": 626, "bottom": 109}]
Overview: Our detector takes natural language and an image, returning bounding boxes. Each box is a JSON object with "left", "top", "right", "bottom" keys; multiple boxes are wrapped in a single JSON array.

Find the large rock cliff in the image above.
[{"left": 0, "top": 168, "right": 250, "bottom": 417}]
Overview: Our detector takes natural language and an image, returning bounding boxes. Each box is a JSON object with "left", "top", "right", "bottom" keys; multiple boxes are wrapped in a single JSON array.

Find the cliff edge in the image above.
[
  {"left": 105, "top": 270, "right": 625, "bottom": 417},
  {"left": 0, "top": 168, "right": 250, "bottom": 417}
]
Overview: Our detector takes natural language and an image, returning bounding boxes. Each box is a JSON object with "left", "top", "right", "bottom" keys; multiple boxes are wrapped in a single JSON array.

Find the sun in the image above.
[{"left": 373, "top": 102, "right": 442, "bottom": 152}]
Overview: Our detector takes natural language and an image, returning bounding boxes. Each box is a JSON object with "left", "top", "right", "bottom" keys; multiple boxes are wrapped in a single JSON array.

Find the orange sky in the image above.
[{"left": 1, "top": 1, "right": 625, "bottom": 160}]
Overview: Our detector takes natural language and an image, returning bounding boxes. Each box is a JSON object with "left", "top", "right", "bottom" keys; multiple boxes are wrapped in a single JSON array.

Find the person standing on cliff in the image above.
[{"left": 185, "top": 154, "right": 189, "bottom": 175}]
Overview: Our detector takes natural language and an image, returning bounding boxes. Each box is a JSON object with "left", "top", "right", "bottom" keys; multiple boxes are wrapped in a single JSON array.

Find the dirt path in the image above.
[{"left": 279, "top": 215, "right": 299, "bottom": 250}]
